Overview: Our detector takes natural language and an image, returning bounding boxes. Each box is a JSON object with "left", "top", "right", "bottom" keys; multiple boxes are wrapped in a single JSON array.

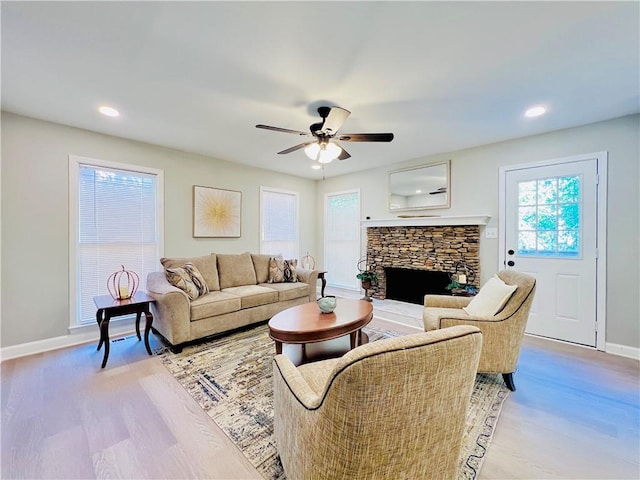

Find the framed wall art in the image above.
[{"left": 193, "top": 185, "right": 242, "bottom": 238}]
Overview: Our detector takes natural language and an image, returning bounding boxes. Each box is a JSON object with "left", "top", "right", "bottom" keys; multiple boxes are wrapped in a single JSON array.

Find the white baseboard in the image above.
[
  {"left": 605, "top": 342, "right": 640, "bottom": 360},
  {"left": 0, "top": 321, "right": 136, "bottom": 362}
]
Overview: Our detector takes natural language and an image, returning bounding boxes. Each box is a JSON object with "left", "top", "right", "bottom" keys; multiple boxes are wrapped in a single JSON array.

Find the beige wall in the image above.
[
  {"left": 316, "top": 114, "right": 640, "bottom": 349},
  {"left": 1, "top": 112, "right": 317, "bottom": 348},
  {"left": 2, "top": 112, "right": 638, "bottom": 351}
]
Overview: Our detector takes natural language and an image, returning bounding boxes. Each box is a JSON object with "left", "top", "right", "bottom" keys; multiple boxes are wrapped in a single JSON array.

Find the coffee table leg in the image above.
[
  {"left": 144, "top": 309, "right": 153, "bottom": 355},
  {"left": 275, "top": 341, "right": 282, "bottom": 355},
  {"left": 350, "top": 331, "right": 358, "bottom": 350}
]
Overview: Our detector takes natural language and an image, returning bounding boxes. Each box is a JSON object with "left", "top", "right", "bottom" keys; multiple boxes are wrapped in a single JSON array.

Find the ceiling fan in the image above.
[{"left": 256, "top": 106, "right": 394, "bottom": 163}]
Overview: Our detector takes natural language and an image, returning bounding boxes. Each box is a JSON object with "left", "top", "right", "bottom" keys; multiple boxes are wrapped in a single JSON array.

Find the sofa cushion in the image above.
[
  {"left": 259, "top": 282, "right": 309, "bottom": 302},
  {"left": 252, "top": 253, "right": 274, "bottom": 284},
  {"left": 190, "top": 291, "right": 242, "bottom": 321},
  {"left": 217, "top": 252, "right": 257, "bottom": 289},
  {"left": 165, "top": 266, "right": 200, "bottom": 300},
  {"left": 222, "top": 285, "right": 278, "bottom": 309},
  {"left": 161, "top": 254, "right": 220, "bottom": 291}
]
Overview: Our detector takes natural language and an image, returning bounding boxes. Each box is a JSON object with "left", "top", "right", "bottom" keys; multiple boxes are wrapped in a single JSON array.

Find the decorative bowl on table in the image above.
[{"left": 316, "top": 295, "right": 337, "bottom": 314}]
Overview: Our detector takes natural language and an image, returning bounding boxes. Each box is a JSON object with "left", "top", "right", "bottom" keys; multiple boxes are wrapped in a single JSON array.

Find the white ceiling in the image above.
[{"left": 2, "top": 1, "right": 638, "bottom": 180}]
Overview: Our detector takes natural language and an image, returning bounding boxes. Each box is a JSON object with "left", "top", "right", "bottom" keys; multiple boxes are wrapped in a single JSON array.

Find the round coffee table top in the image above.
[{"left": 268, "top": 298, "right": 373, "bottom": 345}]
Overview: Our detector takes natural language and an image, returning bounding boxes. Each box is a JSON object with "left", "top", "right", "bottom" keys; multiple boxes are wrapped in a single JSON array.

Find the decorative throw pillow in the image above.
[
  {"left": 283, "top": 259, "right": 298, "bottom": 283},
  {"left": 463, "top": 275, "right": 517, "bottom": 317},
  {"left": 183, "top": 262, "right": 209, "bottom": 296},
  {"left": 268, "top": 256, "right": 285, "bottom": 283},
  {"left": 165, "top": 266, "right": 200, "bottom": 300}
]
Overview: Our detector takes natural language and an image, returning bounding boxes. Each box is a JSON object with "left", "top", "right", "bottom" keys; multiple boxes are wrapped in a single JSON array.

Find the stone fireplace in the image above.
[{"left": 365, "top": 224, "right": 481, "bottom": 302}]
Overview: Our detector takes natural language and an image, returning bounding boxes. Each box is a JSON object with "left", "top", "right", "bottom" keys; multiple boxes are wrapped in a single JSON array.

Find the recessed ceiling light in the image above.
[
  {"left": 525, "top": 105, "right": 546, "bottom": 118},
  {"left": 311, "top": 164, "right": 322, "bottom": 170},
  {"left": 99, "top": 105, "right": 120, "bottom": 117},
  {"left": 415, "top": 189, "right": 422, "bottom": 194}
]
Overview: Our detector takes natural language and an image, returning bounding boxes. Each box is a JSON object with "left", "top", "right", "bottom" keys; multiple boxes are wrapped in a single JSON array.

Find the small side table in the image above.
[
  {"left": 317, "top": 271, "right": 327, "bottom": 297},
  {"left": 93, "top": 292, "right": 155, "bottom": 368}
]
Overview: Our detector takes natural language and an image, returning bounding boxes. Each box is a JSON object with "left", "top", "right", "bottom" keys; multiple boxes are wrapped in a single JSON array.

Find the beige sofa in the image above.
[{"left": 147, "top": 252, "right": 319, "bottom": 352}]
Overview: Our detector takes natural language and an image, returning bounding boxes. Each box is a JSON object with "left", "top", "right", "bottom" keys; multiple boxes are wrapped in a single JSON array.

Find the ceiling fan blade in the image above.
[
  {"left": 277, "top": 142, "right": 315, "bottom": 155},
  {"left": 336, "top": 144, "right": 351, "bottom": 161},
  {"left": 337, "top": 133, "right": 394, "bottom": 142},
  {"left": 256, "top": 124, "right": 311, "bottom": 136},
  {"left": 319, "top": 107, "right": 351, "bottom": 135}
]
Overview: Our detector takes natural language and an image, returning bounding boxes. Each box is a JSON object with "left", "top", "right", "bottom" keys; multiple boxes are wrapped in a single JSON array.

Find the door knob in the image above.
[
  {"left": 508, "top": 249, "right": 515, "bottom": 255},
  {"left": 507, "top": 260, "right": 515, "bottom": 267}
]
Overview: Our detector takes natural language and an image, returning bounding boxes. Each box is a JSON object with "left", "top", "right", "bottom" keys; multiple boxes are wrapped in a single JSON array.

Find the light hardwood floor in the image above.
[{"left": 1, "top": 316, "right": 638, "bottom": 479}]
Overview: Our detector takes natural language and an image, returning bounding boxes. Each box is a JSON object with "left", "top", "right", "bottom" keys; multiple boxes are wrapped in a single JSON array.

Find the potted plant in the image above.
[{"left": 356, "top": 270, "right": 379, "bottom": 290}]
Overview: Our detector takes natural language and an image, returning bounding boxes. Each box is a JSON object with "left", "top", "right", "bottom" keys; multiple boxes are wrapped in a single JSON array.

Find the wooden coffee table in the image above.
[{"left": 268, "top": 298, "right": 373, "bottom": 363}]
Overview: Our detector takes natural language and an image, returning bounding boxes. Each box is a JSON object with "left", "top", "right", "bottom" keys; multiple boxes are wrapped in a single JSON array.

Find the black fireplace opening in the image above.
[{"left": 384, "top": 267, "right": 451, "bottom": 305}]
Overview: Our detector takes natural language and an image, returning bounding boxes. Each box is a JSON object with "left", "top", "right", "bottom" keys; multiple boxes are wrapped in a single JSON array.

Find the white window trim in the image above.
[
  {"left": 68, "top": 154, "right": 165, "bottom": 329},
  {"left": 259, "top": 186, "right": 300, "bottom": 259}
]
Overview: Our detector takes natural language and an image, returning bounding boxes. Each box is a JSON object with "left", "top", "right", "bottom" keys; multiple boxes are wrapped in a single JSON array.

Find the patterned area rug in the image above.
[{"left": 159, "top": 322, "right": 509, "bottom": 480}]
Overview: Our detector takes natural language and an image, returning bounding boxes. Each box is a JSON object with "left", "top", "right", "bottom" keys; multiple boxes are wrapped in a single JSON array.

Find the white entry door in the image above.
[{"left": 501, "top": 153, "right": 605, "bottom": 347}]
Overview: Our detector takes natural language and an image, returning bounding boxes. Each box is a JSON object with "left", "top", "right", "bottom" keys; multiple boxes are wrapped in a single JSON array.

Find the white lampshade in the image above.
[
  {"left": 304, "top": 143, "right": 321, "bottom": 160},
  {"left": 305, "top": 141, "right": 342, "bottom": 164}
]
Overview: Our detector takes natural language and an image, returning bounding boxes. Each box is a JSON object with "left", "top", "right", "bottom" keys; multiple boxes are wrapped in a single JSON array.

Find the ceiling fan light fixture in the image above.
[
  {"left": 304, "top": 143, "right": 321, "bottom": 160},
  {"left": 305, "top": 141, "right": 342, "bottom": 163},
  {"left": 318, "top": 150, "right": 334, "bottom": 164}
]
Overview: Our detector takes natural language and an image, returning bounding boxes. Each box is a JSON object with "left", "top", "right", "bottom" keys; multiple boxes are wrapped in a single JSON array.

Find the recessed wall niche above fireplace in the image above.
[{"left": 365, "top": 224, "right": 481, "bottom": 302}]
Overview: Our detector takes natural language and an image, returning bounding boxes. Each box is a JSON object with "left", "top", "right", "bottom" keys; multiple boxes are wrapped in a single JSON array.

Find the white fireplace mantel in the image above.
[{"left": 361, "top": 215, "right": 491, "bottom": 228}]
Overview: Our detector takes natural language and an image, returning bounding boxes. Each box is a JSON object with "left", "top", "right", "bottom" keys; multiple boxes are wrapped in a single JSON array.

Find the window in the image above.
[
  {"left": 69, "top": 155, "right": 164, "bottom": 326},
  {"left": 324, "top": 190, "right": 360, "bottom": 289},
  {"left": 260, "top": 187, "right": 298, "bottom": 259},
  {"left": 517, "top": 175, "right": 581, "bottom": 258}
]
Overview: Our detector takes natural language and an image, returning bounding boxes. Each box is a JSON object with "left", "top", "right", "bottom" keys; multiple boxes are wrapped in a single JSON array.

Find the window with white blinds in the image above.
[
  {"left": 324, "top": 190, "right": 360, "bottom": 289},
  {"left": 260, "top": 187, "right": 299, "bottom": 259},
  {"left": 69, "top": 156, "right": 163, "bottom": 326}
]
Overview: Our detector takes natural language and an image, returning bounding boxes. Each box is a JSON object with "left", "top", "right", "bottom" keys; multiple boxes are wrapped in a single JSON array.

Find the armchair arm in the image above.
[
  {"left": 273, "top": 354, "right": 323, "bottom": 409},
  {"left": 424, "top": 294, "right": 471, "bottom": 309},
  {"left": 440, "top": 316, "right": 525, "bottom": 373}
]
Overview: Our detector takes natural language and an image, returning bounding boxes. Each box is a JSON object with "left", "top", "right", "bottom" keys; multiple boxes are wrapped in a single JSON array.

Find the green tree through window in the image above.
[{"left": 517, "top": 176, "right": 581, "bottom": 257}]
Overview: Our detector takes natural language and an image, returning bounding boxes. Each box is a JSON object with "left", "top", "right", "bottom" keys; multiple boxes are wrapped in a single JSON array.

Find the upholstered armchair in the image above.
[
  {"left": 423, "top": 269, "right": 536, "bottom": 391},
  {"left": 273, "top": 325, "right": 482, "bottom": 480}
]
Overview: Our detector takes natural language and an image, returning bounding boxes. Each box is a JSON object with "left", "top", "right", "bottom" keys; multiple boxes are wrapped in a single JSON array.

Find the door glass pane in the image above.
[
  {"left": 518, "top": 231, "right": 536, "bottom": 254},
  {"left": 559, "top": 204, "right": 579, "bottom": 229},
  {"left": 537, "top": 178, "right": 557, "bottom": 204},
  {"left": 518, "top": 206, "right": 536, "bottom": 230},
  {"left": 517, "top": 175, "right": 581, "bottom": 258},
  {"left": 518, "top": 181, "right": 537, "bottom": 205},
  {"left": 558, "top": 230, "right": 579, "bottom": 254},
  {"left": 537, "top": 205, "right": 557, "bottom": 230}
]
